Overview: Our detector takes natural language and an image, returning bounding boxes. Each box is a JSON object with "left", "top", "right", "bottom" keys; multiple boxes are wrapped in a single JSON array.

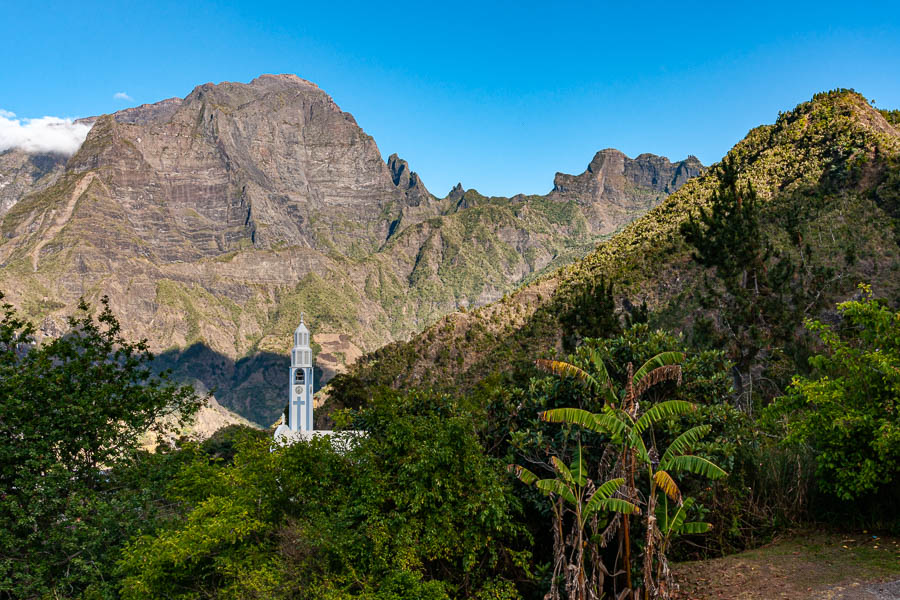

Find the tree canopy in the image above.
[
  {"left": 767, "top": 286, "right": 900, "bottom": 501},
  {"left": 0, "top": 295, "right": 203, "bottom": 598}
]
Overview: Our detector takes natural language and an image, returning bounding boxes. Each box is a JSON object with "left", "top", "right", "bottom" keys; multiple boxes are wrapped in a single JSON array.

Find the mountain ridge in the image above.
[
  {"left": 0, "top": 74, "right": 702, "bottom": 424},
  {"left": 344, "top": 89, "right": 900, "bottom": 394}
]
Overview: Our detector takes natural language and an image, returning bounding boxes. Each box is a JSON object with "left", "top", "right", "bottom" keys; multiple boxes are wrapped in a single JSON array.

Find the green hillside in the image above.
[{"left": 346, "top": 90, "right": 900, "bottom": 394}]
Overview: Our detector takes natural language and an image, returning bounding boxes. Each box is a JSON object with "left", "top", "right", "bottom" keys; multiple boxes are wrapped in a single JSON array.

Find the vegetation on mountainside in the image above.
[
  {"left": 679, "top": 156, "right": 834, "bottom": 411},
  {"left": 322, "top": 89, "right": 900, "bottom": 597},
  {"left": 0, "top": 145, "right": 670, "bottom": 429},
  {"left": 0, "top": 169, "right": 664, "bottom": 427},
  {"left": 346, "top": 89, "right": 900, "bottom": 397}
]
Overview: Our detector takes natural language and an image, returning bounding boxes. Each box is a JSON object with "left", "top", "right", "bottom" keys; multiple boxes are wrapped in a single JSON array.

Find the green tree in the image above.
[
  {"left": 0, "top": 294, "right": 203, "bottom": 598},
  {"left": 680, "top": 157, "right": 812, "bottom": 409},
  {"left": 559, "top": 276, "right": 621, "bottom": 352},
  {"left": 118, "top": 391, "right": 530, "bottom": 600},
  {"left": 766, "top": 285, "right": 900, "bottom": 501}
]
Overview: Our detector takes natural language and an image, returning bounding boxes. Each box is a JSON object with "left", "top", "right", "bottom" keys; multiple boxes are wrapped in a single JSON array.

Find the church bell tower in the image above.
[{"left": 289, "top": 314, "right": 314, "bottom": 431}]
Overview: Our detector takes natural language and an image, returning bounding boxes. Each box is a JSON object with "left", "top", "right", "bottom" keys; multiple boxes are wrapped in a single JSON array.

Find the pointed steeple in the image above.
[{"left": 293, "top": 314, "right": 311, "bottom": 352}]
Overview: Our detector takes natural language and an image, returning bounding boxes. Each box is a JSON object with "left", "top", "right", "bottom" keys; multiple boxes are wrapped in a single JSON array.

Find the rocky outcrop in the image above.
[
  {"left": 551, "top": 149, "right": 705, "bottom": 234},
  {"left": 387, "top": 153, "right": 430, "bottom": 204},
  {"left": 552, "top": 149, "right": 703, "bottom": 198},
  {"left": 0, "top": 74, "right": 702, "bottom": 425},
  {"left": 0, "top": 149, "right": 67, "bottom": 217}
]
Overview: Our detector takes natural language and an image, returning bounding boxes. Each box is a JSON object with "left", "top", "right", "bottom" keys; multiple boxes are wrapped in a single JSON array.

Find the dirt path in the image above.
[{"left": 672, "top": 531, "right": 900, "bottom": 599}]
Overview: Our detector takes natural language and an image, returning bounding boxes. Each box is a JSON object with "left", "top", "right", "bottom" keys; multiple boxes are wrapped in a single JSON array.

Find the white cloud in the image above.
[
  {"left": 113, "top": 91, "right": 133, "bottom": 101},
  {"left": 0, "top": 111, "right": 92, "bottom": 156}
]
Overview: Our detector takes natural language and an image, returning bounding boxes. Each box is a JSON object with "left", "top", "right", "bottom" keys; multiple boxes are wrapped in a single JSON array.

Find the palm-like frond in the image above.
[
  {"left": 584, "top": 496, "right": 639, "bottom": 519},
  {"left": 660, "top": 496, "right": 691, "bottom": 534},
  {"left": 632, "top": 352, "right": 684, "bottom": 388},
  {"left": 551, "top": 456, "right": 575, "bottom": 486},
  {"left": 507, "top": 464, "right": 539, "bottom": 486},
  {"left": 586, "top": 348, "right": 619, "bottom": 405},
  {"left": 653, "top": 470, "right": 681, "bottom": 501},
  {"left": 632, "top": 365, "right": 683, "bottom": 399},
  {"left": 571, "top": 442, "right": 587, "bottom": 487},
  {"left": 536, "top": 359, "right": 599, "bottom": 389},
  {"left": 663, "top": 455, "right": 727, "bottom": 480},
  {"left": 540, "top": 408, "right": 628, "bottom": 438},
  {"left": 660, "top": 425, "right": 711, "bottom": 466},
  {"left": 680, "top": 521, "right": 713, "bottom": 534},
  {"left": 535, "top": 478, "right": 576, "bottom": 505},
  {"left": 627, "top": 427, "right": 651, "bottom": 464},
  {"left": 658, "top": 497, "right": 713, "bottom": 535},
  {"left": 634, "top": 400, "right": 696, "bottom": 433},
  {"left": 593, "top": 477, "right": 625, "bottom": 500}
]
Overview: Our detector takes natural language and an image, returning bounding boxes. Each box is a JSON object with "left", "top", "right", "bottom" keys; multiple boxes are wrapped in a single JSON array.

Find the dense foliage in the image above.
[
  {"left": 5, "top": 90, "right": 900, "bottom": 599},
  {"left": 0, "top": 295, "right": 202, "bottom": 598},
  {"left": 527, "top": 349, "right": 727, "bottom": 599},
  {"left": 116, "top": 391, "right": 530, "bottom": 600},
  {"left": 767, "top": 287, "right": 900, "bottom": 502}
]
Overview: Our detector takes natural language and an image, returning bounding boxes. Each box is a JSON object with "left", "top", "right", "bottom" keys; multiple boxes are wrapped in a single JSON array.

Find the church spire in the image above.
[{"left": 288, "top": 314, "right": 314, "bottom": 432}]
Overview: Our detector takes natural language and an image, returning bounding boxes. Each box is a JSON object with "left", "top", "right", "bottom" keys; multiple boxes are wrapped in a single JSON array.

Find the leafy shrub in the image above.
[{"left": 766, "top": 286, "right": 900, "bottom": 502}]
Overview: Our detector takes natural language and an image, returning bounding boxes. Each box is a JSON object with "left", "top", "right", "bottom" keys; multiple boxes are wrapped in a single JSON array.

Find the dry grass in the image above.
[{"left": 672, "top": 530, "right": 900, "bottom": 600}]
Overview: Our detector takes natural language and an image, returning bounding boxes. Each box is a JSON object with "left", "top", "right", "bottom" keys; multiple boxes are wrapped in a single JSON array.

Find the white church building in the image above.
[{"left": 273, "top": 315, "right": 360, "bottom": 446}]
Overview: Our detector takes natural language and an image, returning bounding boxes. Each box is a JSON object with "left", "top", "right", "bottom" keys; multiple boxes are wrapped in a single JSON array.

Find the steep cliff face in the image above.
[
  {"left": 551, "top": 149, "right": 704, "bottom": 233},
  {"left": 0, "top": 74, "right": 701, "bottom": 425},
  {"left": 0, "top": 149, "right": 67, "bottom": 217},
  {"left": 56, "top": 74, "right": 427, "bottom": 262}
]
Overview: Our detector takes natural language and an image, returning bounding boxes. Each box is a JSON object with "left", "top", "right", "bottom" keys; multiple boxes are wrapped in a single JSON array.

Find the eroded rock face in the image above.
[
  {"left": 551, "top": 148, "right": 704, "bottom": 233},
  {"left": 0, "top": 150, "right": 67, "bottom": 217},
  {"left": 0, "top": 74, "right": 702, "bottom": 425},
  {"left": 59, "top": 74, "right": 430, "bottom": 262}
]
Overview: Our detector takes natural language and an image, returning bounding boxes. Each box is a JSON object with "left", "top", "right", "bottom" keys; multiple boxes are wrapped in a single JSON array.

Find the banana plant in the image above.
[
  {"left": 656, "top": 497, "right": 710, "bottom": 562},
  {"left": 510, "top": 442, "right": 638, "bottom": 600},
  {"left": 538, "top": 351, "right": 727, "bottom": 600}
]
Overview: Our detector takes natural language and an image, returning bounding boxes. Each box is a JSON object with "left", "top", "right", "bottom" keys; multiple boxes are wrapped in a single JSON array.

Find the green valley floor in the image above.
[{"left": 673, "top": 531, "right": 900, "bottom": 599}]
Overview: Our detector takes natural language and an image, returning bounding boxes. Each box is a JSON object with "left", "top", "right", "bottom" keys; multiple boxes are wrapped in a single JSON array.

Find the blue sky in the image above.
[{"left": 2, "top": 0, "right": 900, "bottom": 196}]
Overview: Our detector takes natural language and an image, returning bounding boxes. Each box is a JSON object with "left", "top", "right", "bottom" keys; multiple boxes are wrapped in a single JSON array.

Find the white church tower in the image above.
[
  {"left": 288, "top": 314, "right": 314, "bottom": 432},
  {"left": 274, "top": 314, "right": 361, "bottom": 448}
]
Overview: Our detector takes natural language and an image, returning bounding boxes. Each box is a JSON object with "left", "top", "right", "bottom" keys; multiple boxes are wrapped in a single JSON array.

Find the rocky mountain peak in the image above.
[
  {"left": 552, "top": 150, "right": 704, "bottom": 200},
  {"left": 387, "top": 154, "right": 420, "bottom": 189},
  {"left": 387, "top": 153, "right": 431, "bottom": 207},
  {"left": 51, "top": 74, "right": 437, "bottom": 259},
  {"left": 250, "top": 73, "right": 321, "bottom": 89},
  {"left": 585, "top": 148, "right": 627, "bottom": 175},
  {"left": 0, "top": 74, "right": 706, "bottom": 425},
  {"left": 448, "top": 183, "right": 465, "bottom": 203}
]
